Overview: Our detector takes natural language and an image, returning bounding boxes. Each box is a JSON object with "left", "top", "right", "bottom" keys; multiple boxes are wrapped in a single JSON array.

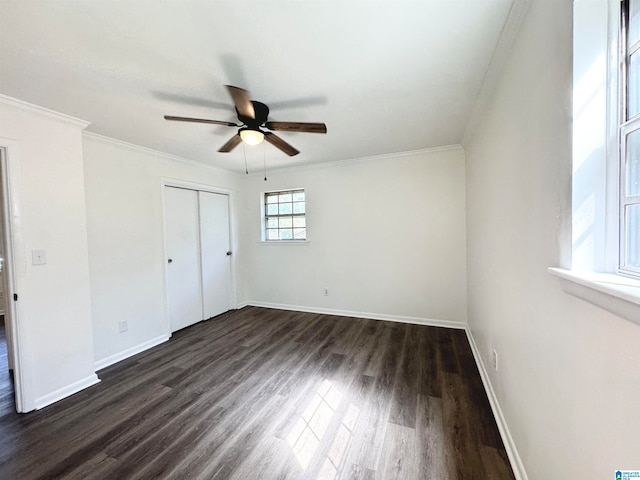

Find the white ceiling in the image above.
[{"left": 0, "top": 0, "right": 514, "bottom": 173}]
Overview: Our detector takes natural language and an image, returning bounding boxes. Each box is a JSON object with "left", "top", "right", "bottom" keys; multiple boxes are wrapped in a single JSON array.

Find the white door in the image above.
[
  {"left": 165, "top": 187, "right": 203, "bottom": 332},
  {"left": 199, "top": 191, "right": 232, "bottom": 319}
]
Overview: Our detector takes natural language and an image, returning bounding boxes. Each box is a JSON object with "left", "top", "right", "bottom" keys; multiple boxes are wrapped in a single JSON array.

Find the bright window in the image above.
[
  {"left": 264, "top": 189, "right": 306, "bottom": 241},
  {"left": 621, "top": 0, "right": 640, "bottom": 275},
  {"left": 560, "top": 0, "right": 640, "bottom": 324}
]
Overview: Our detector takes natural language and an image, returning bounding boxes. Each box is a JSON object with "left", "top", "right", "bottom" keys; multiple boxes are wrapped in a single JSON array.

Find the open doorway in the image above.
[
  {"left": 0, "top": 314, "right": 12, "bottom": 415},
  {"left": 0, "top": 146, "right": 19, "bottom": 414}
]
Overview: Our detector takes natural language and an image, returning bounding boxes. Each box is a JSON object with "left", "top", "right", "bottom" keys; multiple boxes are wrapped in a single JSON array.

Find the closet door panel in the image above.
[
  {"left": 199, "top": 191, "right": 232, "bottom": 319},
  {"left": 165, "top": 187, "right": 203, "bottom": 332}
]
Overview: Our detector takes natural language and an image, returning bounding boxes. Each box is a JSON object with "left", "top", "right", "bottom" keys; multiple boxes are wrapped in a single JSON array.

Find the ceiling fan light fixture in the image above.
[{"left": 240, "top": 128, "right": 264, "bottom": 146}]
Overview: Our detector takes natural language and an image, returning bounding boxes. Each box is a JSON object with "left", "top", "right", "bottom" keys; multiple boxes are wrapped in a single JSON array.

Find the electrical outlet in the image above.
[
  {"left": 324, "top": 288, "right": 329, "bottom": 296},
  {"left": 119, "top": 320, "right": 128, "bottom": 333},
  {"left": 492, "top": 349, "right": 498, "bottom": 371}
]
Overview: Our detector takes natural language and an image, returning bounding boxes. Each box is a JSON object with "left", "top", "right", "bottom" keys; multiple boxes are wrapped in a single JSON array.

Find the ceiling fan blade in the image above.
[
  {"left": 225, "top": 85, "right": 255, "bottom": 119},
  {"left": 265, "top": 121, "right": 327, "bottom": 134},
  {"left": 164, "top": 115, "right": 238, "bottom": 127},
  {"left": 264, "top": 132, "right": 300, "bottom": 156},
  {"left": 218, "top": 134, "right": 243, "bottom": 153}
]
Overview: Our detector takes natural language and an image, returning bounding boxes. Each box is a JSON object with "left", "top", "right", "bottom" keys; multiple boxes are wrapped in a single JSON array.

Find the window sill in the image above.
[
  {"left": 548, "top": 267, "right": 640, "bottom": 326},
  {"left": 259, "top": 241, "right": 310, "bottom": 246}
]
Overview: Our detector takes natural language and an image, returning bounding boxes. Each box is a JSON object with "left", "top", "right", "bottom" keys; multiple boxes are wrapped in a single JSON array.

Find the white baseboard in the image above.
[
  {"left": 245, "top": 301, "right": 467, "bottom": 329},
  {"left": 94, "top": 334, "right": 170, "bottom": 371},
  {"left": 465, "top": 328, "right": 528, "bottom": 480},
  {"left": 34, "top": 373, "right": 101, "bottom": 410}
]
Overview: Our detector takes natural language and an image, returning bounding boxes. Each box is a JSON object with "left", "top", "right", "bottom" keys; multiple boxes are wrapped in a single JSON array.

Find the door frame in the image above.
[
  {"left": 160, "top": 178, "right": 236, "bottom": 337},
  {"left": 0, "top": 142, "right": 26, "bottom": 412}
]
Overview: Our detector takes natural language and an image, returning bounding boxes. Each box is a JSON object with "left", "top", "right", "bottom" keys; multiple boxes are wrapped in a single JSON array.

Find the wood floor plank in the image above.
[
  {"left": 416, "top": 394, "right": 455, "bottom": 479},
  {"left": 63, "top": 452, "right": 120, "bottom": 480},
  {"left": 439, "top": 329, "right": 459, "bottom": 374},
  {"left": 389, "top": 323, "right": 419, "bottom": 428},
  {"left": 334, "top": 373, "right": 376, "bottom": 480},
  {"left": 229, "top": 436, "right": 303, "bottom": 480},
  {"left": 363, "top": 323, "right": 393, "bottom": 378},
  {"left": 342, "top": 464, "right": 377, "bottom": 480},
  {"left": 340, "top": 323, "right": 407, "bottom": 472},
  {"left": 441, "top": 371, "right": 488, "bottom": 480},
  {"left": 481, "top": 445, "right": 517, "bottom": 480},
  {"left": 417, "top": 326, "right": 441, "bottom": 398},
  {"left": 377, "top": 422, "right": 419, "bottom": 480},
  {"left": 296, "top": 354, "right": 376, "bottom": 478},
  {"left": 0, "top": 306, "right": 515, "bottom": 479}
]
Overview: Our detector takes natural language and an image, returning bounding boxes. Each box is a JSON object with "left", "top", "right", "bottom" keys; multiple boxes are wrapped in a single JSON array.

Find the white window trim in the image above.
[
  {"left": 605, "top": 0, "right": 624, "bottom": 272},
  {"left": 549, "top": 268, "right": 640, "bottom": 325},
  {"left": 260, "top": 188, "right": 308, "bottom": 243}
]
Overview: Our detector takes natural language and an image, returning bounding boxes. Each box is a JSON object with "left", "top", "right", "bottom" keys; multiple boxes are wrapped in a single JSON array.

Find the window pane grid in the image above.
[
  {"left": 622, "top": 204, "right": 640, "bottom": 273},
  {"left": 626, "top": 0, "right": 640, "bottom": 120},
  {"left": 629, "top": 52, "right": 640, "bottom": 119},
  {"left": 264, "top": 189, "right": 306, "bottom": 241},
  {"left": 630, "top": 0, "right": 640, "bottom": 47},
  {"left": 621, "top": 1, "right": 640, "bottom": 275},
  {"left": 624, "top": 126, "right": 640, "bottom": 197}
]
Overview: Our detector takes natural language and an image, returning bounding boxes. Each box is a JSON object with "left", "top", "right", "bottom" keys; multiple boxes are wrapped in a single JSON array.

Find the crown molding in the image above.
[
  {"left": 462, "top": 0, "right": 531, "bottom": 146},
  {"left": 82, "top": 131, "right": 241, "bottom": 176},
  {"left": 247, "top": 144, "right": 464, "bottom": 177},
  {"left": 0, "top": 94, "right": 90, "bottom": 129}
]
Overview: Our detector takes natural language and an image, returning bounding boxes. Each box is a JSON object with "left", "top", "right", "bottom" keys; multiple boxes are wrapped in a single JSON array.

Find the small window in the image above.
[{"left": 264, "top": 189, "right": 306, "bottom": 241}]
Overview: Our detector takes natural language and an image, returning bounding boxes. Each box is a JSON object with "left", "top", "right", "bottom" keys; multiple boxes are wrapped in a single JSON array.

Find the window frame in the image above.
[
  {"left": 262, "top": 188, "right": 307, "bottom": 242},
  {"left": 619, "top": 0, "right": 640, "bottom": 277}
]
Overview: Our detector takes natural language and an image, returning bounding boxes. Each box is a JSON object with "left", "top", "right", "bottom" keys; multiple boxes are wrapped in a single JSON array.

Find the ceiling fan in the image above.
[{"left": 164, "top": 85, "right": 327, "bottom": 156}]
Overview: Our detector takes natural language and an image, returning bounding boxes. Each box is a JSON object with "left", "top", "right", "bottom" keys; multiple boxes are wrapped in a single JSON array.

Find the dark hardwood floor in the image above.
[{"left": 0, "top": 307, "right": 515, "bottom": 479}]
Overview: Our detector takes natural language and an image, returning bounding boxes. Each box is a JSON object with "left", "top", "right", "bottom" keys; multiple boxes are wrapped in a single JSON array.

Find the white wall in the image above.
[
  {"left": 464, "top": 0, "right": 640, "bottom": 478},
  {"left": 0, "top": 97, "right": 97, "bottom": 411},
  {"left": 82, "top": 134, "right": 241, "bottom": 368},
  {"left": 239, "top": 148, "right": 467, "bottom": 324}
]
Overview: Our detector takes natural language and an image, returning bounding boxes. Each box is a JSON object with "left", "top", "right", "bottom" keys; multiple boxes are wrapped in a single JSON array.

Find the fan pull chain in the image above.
[
  {"left": 263, "top": 145, "right": 268, "bottom": 181},
  {"left": 243, "top": 144, "right": 248, "bottom": 174}
]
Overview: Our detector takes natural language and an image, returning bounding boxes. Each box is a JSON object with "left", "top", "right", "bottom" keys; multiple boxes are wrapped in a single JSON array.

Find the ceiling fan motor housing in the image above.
[{"left": 239, "top": 101, "right": 269, "bottom": 130}]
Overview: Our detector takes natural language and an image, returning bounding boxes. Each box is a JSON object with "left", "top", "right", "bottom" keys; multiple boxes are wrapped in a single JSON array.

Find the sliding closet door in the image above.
[
  {"left": 165, "top": 186, "right": 203, "bottom": 332},
  {"left": 199, "top": 191, "right": 232, "bottom": 319}
]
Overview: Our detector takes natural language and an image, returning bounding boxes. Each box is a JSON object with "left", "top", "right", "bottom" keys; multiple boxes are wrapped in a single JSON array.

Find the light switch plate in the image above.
[{"left": 32, "top": 249, "right": 47, "bottom": 265}]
